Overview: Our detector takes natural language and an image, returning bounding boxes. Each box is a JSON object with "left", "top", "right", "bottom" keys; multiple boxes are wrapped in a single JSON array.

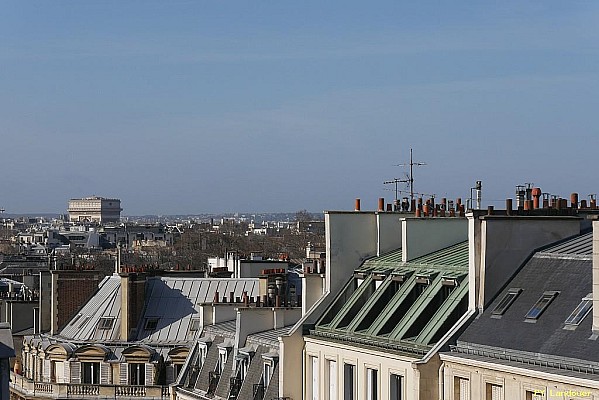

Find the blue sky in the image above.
[{"left": 1, "top": 1, "right": 598, "bottom": 215}]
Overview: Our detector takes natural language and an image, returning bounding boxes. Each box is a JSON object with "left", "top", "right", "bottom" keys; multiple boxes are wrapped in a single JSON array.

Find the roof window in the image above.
[
  {"left": 97, "top": 317, "right": 114, "bottom": 330},
  {"left": 564, "top": 293, "right": 592, "bottom": 327},
  {"left": 144, "top": 317, "right": 159, "bottom": 331},
  {"left": 189, "top": 318, "right": 201, "bottom": 332},
  {"left": 491, "top": 288, "right": 522, "bottom": 317},
  {"left": 525, "top": 291, "right": 559, "bottom": 321}
]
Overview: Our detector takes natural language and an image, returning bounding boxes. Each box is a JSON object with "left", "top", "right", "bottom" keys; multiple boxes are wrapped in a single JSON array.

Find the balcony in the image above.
[{"left": 10, "top": 372, "right": 171, "bottom": 399}]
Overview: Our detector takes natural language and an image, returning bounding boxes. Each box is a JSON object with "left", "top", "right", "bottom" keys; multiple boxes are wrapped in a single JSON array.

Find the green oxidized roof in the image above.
[{"left": 313, "top": 241, "right": 469, "bottom": 354}]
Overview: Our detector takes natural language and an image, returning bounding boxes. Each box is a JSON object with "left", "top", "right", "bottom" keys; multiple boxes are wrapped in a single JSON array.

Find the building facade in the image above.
[{"left": 68, "top": 197, "right": 122, "bottom": 224}]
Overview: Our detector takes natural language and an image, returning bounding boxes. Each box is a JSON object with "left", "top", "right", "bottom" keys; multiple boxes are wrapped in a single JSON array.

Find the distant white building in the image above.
[{"left": 68, "top": 196, "right": 122, "bottom": 224}]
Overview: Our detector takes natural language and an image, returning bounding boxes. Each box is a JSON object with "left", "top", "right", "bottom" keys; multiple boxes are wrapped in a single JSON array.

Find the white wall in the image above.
[
  {"left": 472, "top": 215, "right": 580, "bottom": 310},
  {"left": 402, "top": 218, "right": 468, "bottom": 262},
  {"left": 377, "top": 213, "right": 403, "bottom": 256},
  {"left": 325, "top": 212, "right": 378, "bottom": 294}
]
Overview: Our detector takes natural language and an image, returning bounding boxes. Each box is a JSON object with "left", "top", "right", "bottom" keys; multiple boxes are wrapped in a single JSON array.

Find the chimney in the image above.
[
  {"left": 354, "top": 198, "right": 361, "bottom": 211},
  {"left": 532, "top": 188, "right": 541, "bottom": 209},
  {"left": 571, "top": 193, "right": 579, "bottom": 209},
  {"left": 378, "top": 198, "right": 385, "bottom": 212},
  {"left": 120, "top": 273, "right": 146, "bottom": 341},
  {"left": 506, "top": 199, "right": 513, "bottom": 216}
]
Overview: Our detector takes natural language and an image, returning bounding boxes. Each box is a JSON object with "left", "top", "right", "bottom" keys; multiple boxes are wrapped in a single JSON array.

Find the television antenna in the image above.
[
  {"left": 394, "top": 148, "right": 427, "bottom": 205},
  {"left": 383, "top": 178, "right": 409, "bottom": 204}
]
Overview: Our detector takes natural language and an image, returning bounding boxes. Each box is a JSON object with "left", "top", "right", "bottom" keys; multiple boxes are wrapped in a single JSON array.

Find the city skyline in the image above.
[{"left": 2, "top": 1, "right": 598, "bottom": 215}]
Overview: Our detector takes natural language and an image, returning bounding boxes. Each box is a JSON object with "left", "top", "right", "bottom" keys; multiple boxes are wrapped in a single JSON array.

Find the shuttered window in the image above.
[
  {"left": 119, "top": 363, "right": 128, "bottom": 385},
  {"left": 43, "top": 359, "right": 51, "bottom": 382},
  {"left": 145, "top": 363, "right": 154, "bottom": 386},
  {"left": 100, "top": 362, "right": 111, "bottom": 384},
  {"left": 486, "top": 383, "right": 503, "bottom": 400},
  {"left": 63, "top": 362, "right": 71, "bottom": 384},
  {"left": 328, "top": 360, "right": 337, "bottom": 400},
  {"left": 453, "top": 377, "right": 469, "bottom": 400},
  {"left": 70, "top": 361, "right": 81, "bottom": 384},
  {"left": 311, "top": 356, "right": 319, "bottom": 400}
]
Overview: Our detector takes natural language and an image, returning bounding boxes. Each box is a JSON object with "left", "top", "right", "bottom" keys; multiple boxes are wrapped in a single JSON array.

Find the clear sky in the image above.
[{"left": 1, "top": 1, "right": 598, "bottom": 215}]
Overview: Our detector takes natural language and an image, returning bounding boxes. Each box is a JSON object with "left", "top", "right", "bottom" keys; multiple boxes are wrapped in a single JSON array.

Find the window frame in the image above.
[
  {"left": 491, "top": 288, "right": 522, "bottom": 317},
  {"left": 524, "top": 291, "right": 559, "bottom": 321},
  {"left": 564, "top": 294, "right": 592, "bottom": 327}
]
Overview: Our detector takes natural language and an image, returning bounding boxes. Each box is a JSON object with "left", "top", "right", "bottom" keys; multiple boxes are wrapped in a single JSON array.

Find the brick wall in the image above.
[{"left": 53, "top": 270, "right": 104, "bottom": 332}]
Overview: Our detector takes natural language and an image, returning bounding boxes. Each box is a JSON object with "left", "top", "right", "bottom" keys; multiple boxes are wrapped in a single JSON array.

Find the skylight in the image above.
[
  {"left": 525, "top": 291, "right": 559, "bottom": 321},
  {"left": 189, "top": 318, "right": 201, "bottom": 332},
  {"left": 97, "top": 317, "right": 114, "bottom": 330},
  {"left": 564, "top": 294, "right": 592, "bottom": 326},
  {"left": 491, "top": 288, "right": 522, "bottom": 316},
  {"left": 144, "top": 317, "right": 159, "bottom": 331}
]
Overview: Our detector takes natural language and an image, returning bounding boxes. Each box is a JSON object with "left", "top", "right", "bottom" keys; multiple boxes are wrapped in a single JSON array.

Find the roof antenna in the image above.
[{"left": 395, "top": 148, "right": 427, "bottom": 206}]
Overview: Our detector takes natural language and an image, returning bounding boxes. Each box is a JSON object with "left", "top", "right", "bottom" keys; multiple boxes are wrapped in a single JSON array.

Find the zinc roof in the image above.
[
  {"left": 314, "top": 241, "right": 469, "bottom": 353},
  {"left": 536, "top": 231, "right": 592, "bottom": 259},
  {"left": 58, "top": 276, "right": 259, "bottom": 345}
]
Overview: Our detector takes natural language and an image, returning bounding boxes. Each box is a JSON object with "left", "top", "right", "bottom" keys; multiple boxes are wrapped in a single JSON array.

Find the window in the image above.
[
  {"left": 97, "top": 317, "right": 114, "bottom": 330},
  {"left": 491, "top": 288, "right": 522, "bottom": 316},
  {"left": 525, "top": 390, "right": 545, "bottom": 400},
  {"left": 263, "top": 362, "right": 272, "bottom": 390},
  {"left": 525, "top": 292, "right": 559, "bottom": 320},
  {"left": 454, "top": 377, "right": 470, "bottom": 400},
  {"left": 216, "top": 349, "right": 227, "bottom": 374},
  {"left": 343, "top": 364, "right": 355, "bottom": 400},
  {"left": 311, "top": 356, "right": 319, "bottom": 400},
  {"left": 564, "top": 294, "right": 592, "bottom": 326},
  {"left": 390, "top": 374, "right": 402, "bottom": 400},
  {"left": 328, "top": 360, "right": 337, "bottom": 400},
  {"left": 366, "top": 368, "right": 378, "bottom": 400},
  {"left": 82, "top": 362, "right": 100, "bottom": 384},
  {"left": 144, "top": 317, "right": 159, "bottom": 331},
  {"left": 129, "top": 363, "right": 145, "bottom": 385},
  {"left": 189, "top": 318, "right": 201, "bottom": 331},
  {"left": 486, "top": 383, "right": 503, "bottom": 400}
]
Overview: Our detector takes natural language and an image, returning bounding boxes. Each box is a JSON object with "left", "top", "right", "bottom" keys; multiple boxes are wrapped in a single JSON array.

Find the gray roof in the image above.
[
  {"left": 247, "top": 325, "right": 293, "bottom": 347},
  {"left": 536, "top": 231, "right": 592, "bottom": 259},
  {"left": 0, "top": 322, "right": 15, "bottom": 358},
  {"left": 58, "top": 275, "right": 259, "bottom": 345},
  {"left": 452, "top": 232, "right": 599, "bottom": 370}
]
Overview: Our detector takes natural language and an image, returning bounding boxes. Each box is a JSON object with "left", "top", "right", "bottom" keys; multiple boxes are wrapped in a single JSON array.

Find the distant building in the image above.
[{"left": 68, "top": 196, "right": 122, "bottom": 224}]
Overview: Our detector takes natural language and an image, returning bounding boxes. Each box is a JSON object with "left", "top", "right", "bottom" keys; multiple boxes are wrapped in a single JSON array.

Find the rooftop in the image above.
[{"left": 312, "top": 241, "right": 469, "bottom": 354}]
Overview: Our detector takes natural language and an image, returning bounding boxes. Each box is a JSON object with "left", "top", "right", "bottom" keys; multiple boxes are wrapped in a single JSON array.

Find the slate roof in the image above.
[
  {"left": 312, "top": 241, "right": 469, "bottom": 353},
  {"left": 450, "top": 232, "right": 599, "bottom": 372},
  {"left": 58, "top": 275, "right": 259, "bottom": 344}
]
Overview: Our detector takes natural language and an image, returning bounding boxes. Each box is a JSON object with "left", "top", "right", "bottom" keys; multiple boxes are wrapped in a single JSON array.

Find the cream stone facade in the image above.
[{"left": 442, "top": 354, "right": 599, "bottom": 400}]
